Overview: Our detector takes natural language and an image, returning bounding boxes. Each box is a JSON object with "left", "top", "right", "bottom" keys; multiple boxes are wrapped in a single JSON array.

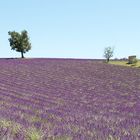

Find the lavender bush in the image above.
[{"left": 0, "top": 58, "right": 140, "bottom": 140}]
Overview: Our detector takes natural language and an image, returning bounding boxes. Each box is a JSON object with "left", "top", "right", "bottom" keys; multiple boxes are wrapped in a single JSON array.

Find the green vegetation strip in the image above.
[{"left": 109, "top": 60, "right": 140, "bottom": 68}]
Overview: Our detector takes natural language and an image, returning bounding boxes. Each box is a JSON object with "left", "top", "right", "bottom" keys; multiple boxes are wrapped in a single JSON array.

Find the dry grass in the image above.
[{"left": 109, "top": 60, "right": 140, "bottom": 68}]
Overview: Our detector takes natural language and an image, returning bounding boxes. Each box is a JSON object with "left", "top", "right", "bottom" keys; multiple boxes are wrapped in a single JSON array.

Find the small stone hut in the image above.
[{"left": 128, "top": 55, "right": 137, "bottom": 64}]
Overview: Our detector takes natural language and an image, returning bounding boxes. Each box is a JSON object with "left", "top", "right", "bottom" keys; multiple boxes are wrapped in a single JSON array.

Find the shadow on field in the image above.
[{"left": 0, "top": 57, "right": 19, "bottom": 59}]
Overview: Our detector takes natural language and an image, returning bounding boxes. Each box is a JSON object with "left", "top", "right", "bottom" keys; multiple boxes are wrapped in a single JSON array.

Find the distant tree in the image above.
[
  {"left": 104, "top": 46, "right": 114, "bottom": 62},
  {"left": 8, "top": 30, "right": 31, "bottom": 58}
]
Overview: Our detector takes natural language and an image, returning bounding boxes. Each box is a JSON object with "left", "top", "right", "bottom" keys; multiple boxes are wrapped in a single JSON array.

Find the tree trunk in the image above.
[
  {"left": 107, "top": 58, "right": 109, "bottom": 62},
  {"left": 21, "top": 52, "right": 24, "bottom": 58}
]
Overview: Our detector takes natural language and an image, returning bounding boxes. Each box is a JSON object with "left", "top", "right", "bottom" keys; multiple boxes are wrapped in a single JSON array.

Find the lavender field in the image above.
[{"left": 0, "top": 58, "right": 140, "bottom": 140}]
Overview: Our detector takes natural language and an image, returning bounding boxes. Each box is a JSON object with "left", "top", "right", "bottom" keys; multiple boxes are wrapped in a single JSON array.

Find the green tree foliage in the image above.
[
  {"left": 8, "top": 30, "right": 31, "bottom": 58},
  {"left": 104, "top": 46, "right": 114, "bottom": 62}
]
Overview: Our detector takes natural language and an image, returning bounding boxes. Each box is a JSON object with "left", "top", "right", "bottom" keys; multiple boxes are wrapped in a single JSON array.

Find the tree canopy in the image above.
[
  {"left": 104, "top": 46, "right": 114, "bottom": 62},
  {"left": 8, "top": 30, "right": 31, "bottom": 58}
]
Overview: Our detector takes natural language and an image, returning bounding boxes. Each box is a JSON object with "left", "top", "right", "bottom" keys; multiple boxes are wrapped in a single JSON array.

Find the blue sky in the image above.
[{"left": 0, "top": 0, "right": 140, "bottom": 59}]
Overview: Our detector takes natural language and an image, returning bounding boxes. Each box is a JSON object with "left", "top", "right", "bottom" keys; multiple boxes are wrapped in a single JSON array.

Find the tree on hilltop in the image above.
[
  {"left": 104, "top": 46, "right": 114, "bottom": 62},
  {"left": 8, "top": 30, "right": 31, "bottom": 58}
]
